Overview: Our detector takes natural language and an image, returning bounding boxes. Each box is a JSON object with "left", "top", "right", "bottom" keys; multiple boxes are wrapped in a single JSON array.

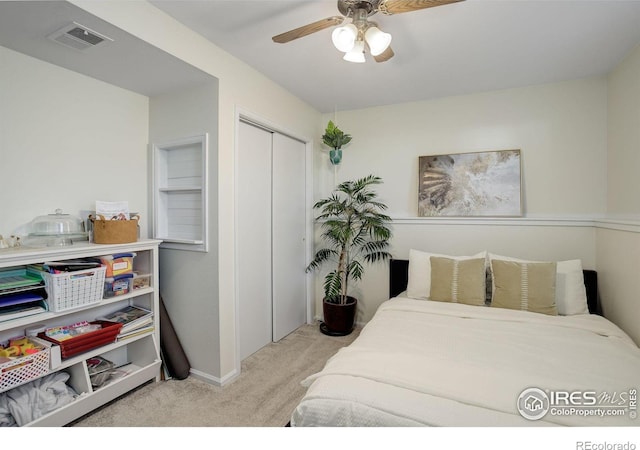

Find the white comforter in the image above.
[{"left": 292, "top": 297, "right": 640, "bottom": 427}]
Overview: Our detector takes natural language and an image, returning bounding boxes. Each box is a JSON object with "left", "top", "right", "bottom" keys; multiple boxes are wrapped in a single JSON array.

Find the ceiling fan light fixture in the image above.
[
  {"left": 343, "top": 39, "right": 365, "bottom": 63},
  {"left": 331, "top": 23, "right": 358, "bottom": 52},
  {"left": 365, "top": 26, "right": 392, "bottom": 56}
]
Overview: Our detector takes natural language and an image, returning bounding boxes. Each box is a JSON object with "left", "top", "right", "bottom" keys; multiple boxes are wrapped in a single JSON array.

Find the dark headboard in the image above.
[{"left": 389, "top": 258, "right": 601, "bottom": 315}]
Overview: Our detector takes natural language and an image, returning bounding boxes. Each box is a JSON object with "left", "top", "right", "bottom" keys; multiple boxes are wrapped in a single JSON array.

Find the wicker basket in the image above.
[
  {"left": 90, "top": 215, "right": 139, "bottom": 244},
  {"left": 41, "top": 266, "right": 106, "bottom": 312}
]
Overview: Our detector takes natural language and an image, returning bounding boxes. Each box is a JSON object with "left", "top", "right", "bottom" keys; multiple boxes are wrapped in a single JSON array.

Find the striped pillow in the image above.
[
  {"left": 490, "top": 260, "right": 558, "bottom": 315},
  {"left": 429, "top": 256, "right": 486, "bottom": 306}
]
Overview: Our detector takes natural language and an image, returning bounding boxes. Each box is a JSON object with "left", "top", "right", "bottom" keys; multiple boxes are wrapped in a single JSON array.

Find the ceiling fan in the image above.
[{"left": 272, "top": 0, "right": 464, "bottom": 63}]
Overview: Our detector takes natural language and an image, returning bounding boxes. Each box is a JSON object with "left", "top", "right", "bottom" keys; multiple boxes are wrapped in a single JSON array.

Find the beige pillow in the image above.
[
  {"left": 488, "top": 253, "right": 588, "bottom": 315},
  {"left": 491, "top": 260, "right": 558, "bottom": 316},
  {"left": 430, "top": 257, "right": 486, "bottom": 306},
  {"left": 407, "top": 249, "right": 487, "bottom": 299}
]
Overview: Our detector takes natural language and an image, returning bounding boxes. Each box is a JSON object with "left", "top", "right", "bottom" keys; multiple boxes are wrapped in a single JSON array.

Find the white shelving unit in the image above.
[
  {"left": 152, "top": 134, "right": 208, "bottom": 252},
  {"left": 0, "top": 239, "right": 162, "bottom": 427}
]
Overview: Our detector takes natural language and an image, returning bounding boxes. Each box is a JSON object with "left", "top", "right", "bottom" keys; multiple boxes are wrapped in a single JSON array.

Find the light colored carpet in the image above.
[{"left": 71, "top": 322, "right": 360, "bottom": 427}]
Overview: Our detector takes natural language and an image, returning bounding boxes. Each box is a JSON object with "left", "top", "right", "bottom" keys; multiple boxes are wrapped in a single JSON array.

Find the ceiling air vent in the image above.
[{"left": 48, "top": 22, "right": 113, "bottom": 51}]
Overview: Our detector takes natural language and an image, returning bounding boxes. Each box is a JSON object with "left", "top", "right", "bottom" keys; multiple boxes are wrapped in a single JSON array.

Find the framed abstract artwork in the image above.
[{"left": 418, "top": 149, "right": 522, "bottom": 217}]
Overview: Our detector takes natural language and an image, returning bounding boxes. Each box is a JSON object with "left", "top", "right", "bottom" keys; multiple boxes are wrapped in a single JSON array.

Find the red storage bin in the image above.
[{"left": 38, "top": 321, "right": 122, "bottom": 359}]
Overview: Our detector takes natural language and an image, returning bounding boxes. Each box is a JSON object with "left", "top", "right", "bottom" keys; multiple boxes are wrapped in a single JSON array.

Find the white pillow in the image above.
[
  {"left": 407, "top": 249, "right": 487, "bottom": 300},
  {"left": 488, "top": 253, "right": 589, "bottom": 315}
]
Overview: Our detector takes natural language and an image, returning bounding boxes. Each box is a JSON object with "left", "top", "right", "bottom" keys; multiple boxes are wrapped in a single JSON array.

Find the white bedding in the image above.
[{"left": 291, "top": 296, "right": 640, "bottom": 427}]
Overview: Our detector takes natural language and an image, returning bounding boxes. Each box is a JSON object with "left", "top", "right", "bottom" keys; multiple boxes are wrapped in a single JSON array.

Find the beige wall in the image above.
[
  {"left": 149, "top": 82, "right": 221, "bottom": 381},
  {"left": 70, "top": 0, "right": 321, "bottom": 383},
  {"left": 77, "top": 2, "right": 640, "bottom": 361},
  {"left": 0, "top": 46, "right": 149, "bottom": 237},
  {"left": 606, "top": 44, "right": 640, "bottom": 215},
  {"left": 596, "top": 43, "right": 640, "bottom": 345},
  {"left": 317, "top": 78, "right": 608, "bottom": 216},
  {"left": 16, "top": 0, "right": 634, "bottom": 385},
  {"left": 313, "top": 78, "right": 608, "bottom": 322},
  {"left": 596, "top": 227, "right": 640, "bottom": 345}
]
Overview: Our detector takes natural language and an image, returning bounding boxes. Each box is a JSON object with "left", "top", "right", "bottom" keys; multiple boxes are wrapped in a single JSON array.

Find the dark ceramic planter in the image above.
[{"left": 320, "top": 296, "right": 357, "bottom": 336}]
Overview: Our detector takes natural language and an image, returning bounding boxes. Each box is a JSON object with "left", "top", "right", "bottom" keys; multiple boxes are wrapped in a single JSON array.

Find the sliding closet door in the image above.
[
  {"left": 237, "top": 121, "right": 273, "bottom": 361},
  {"left": 272, "top": 133, "right": 306, "bottom": 342},
  {"left": 237, "top": 120, "right": 307, "bottom": 361}
]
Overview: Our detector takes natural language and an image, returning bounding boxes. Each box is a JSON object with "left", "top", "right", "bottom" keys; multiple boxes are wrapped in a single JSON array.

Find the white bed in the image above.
[{"left": 291, "top": 254, "right": 640, "bottom": 427}]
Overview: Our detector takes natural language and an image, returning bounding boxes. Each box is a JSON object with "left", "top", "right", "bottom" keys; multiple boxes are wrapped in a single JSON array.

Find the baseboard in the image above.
[{"left": 187, "top": 368, "right": 232, "bottom": 387}]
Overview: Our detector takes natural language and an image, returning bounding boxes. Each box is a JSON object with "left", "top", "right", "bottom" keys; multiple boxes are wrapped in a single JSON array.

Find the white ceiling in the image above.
[
  {"left": 1, "top": 1, "right": 640, "bottom": 114},
  {"left": 149, "top": 0, "right": 640, "bottom": 112},
  {"left": 0, "top": 1, "right": 213, "bottom": 97}
]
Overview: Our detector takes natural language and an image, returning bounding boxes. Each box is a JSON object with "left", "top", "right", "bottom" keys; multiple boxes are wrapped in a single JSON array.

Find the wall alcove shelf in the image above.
[{"left": 152, "top": 134, "right": 208, "bottom": 252}]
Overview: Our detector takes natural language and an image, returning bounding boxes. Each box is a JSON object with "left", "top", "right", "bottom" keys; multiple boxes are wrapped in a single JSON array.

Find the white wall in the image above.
[
  {"left": 317, "top": 78, "right": 607, "bottom": 214},
  {"left": 0, "top": 46, "right": 149, "bottom": 238},
  {"left": 597, "top": 43, "right": 640, "bottom": 345},
  {"left": 596, "top": 227, "right": 640, "bottom": 345},
  {"left": 70, "top": 0, "right": 321, "bottom": 383},
  {"left": 312, "top": 78, "right": 608, "bottom": 322},
  {"left": 149, "top": 81, "right": 221, "bottom": 381},
  {"left": 606, "top": 44, "right": 640, "bottom": 215},
  {"left": 12, "top": 0, "right": 634, "bottom": 384}
]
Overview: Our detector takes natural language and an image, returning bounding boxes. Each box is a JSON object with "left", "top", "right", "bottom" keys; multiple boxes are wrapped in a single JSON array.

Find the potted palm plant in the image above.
[
  {"left": 322, "top": 120, "right": 352, "bottom": 165},
  {"left": 306, "top": 175, "right": 392, "bottom": 336}
]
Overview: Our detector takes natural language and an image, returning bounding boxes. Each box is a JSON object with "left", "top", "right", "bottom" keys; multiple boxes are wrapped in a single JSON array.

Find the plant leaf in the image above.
[{"left": 308, "top": 174, "right": 393, "bottom": 300}]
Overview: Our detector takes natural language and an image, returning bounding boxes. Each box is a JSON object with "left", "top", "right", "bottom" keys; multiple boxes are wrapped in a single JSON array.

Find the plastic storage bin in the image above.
[
  {"left": 97, "top": 253, "right": 136, "bottom": 277},
  {"left": 131, "top": 273, "right": 151, "bottom": 290},
  {"left": 104, "top": 274, "right": 133, "bottom": 298},
  {"left": 38, "top": 321, "right": 123, "bottom": 359},
  {"left": 41, "top": 266, "right": 106, "bottom": 312},
  {"left": 0, "top": 337, "right": 51, "bottom": 393}
]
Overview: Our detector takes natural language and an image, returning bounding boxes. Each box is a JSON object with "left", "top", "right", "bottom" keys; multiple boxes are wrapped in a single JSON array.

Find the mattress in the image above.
[{"left": 291, "top": 296, "right": 640, "bottom": 427}]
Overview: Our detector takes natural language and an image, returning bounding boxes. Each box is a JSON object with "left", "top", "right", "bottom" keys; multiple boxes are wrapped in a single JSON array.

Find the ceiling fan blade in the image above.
[
  {"left": 379, "top": 0, "right": 464, "bottom": 15},
  {"left": 374, "top": 46, "right": 394, "bottom": 63},
  {"left": 272, "top": 16, "right": 343, "bottom": 44}
]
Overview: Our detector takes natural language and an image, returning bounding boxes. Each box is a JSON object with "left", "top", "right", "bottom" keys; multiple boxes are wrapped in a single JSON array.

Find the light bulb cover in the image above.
[
  {"left": 332, "top": 24, "right": 358, "bottom": 52},
  {"left": 365, "top": 26, "right": 392, "bottom": 56},
  {"left": 343, "top": 40, "right": 365, "bottom": 63}
]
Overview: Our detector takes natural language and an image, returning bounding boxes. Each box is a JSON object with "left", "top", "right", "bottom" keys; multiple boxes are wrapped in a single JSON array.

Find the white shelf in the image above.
[
  {"left": 158, "top": 186, "right": 201, "bottom": 192},
  {"left": 0, "top": 240, "right": 161, "bottom": 427},
  {"left": 152, "top": 134, "right": 208, "bottom": 252},
  {"left": 155, "top": 237, "right": 203, "bottom": 245},
  {"left": 0, "top": 239, "right": 162, "bottom": 268},
  {"left": 28, "top": 359, "right": 162, "bottom": 427},
  {"left": 0, "top": 286, "right": 155, "bottom": 333}
]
